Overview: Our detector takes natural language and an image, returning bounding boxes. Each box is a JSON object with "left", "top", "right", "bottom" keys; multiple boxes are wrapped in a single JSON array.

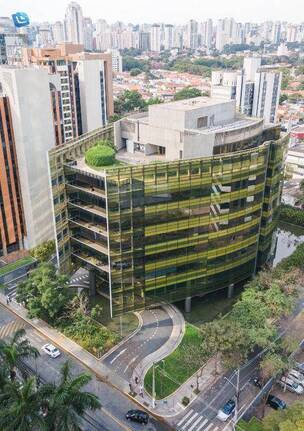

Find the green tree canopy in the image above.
[
  {"left": 262, "top": 402, "right": 304, "bottom": 431},
  {"left": 30, "top": 240, "right": 55, "bottom": 263},
  {"left": 85, "top": 143, "right": 116, "bottom": 167},
  {"left": 114, "top": 90, "right": 146, "bottom": 114},
  {"left": 16, "top": 263, "right": 69, "bottom": 322},
  {"left": 174, "top": 87, "right": 202, "bottom": 101}
]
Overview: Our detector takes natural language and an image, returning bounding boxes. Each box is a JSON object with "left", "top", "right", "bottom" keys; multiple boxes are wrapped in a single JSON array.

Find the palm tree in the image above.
[
  {"left": 0, "top": 377, "right": 46, "bottom": 431},
  {"left": 44, "top": 361, "right": 101, "bottom": 431},
  {"left": 0, "top": 328, "right": 39, "bottom": 381}
]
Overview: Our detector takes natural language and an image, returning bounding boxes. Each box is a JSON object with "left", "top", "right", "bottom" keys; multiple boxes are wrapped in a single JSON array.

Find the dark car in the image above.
[
  {"left": 267, "top": 394, "right": 287, "bottom": 410},
  {"left": 126, "top": 410, "right": 149, "bottom": 424}
]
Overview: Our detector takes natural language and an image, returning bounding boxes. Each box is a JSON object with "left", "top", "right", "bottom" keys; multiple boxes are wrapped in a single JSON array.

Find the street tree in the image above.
[
  {"left": 179, "top": 338, "right": 208, "bottom": 391},
  {"left": 259, "top": 352, "right": 287, "bottom": 384},
  {"left": 43, "top": 361, "right": 101, "bottom": 431},
  {"left": 262, "top": 401, "right": 304, "bottom": 431},
  {"left": 16, "top": 263, "right": 69, "bottom": 323},
  {"left": 0, "top": 328, "right": 39, "bottom": 381},
  {"left": 0, "top": 377, "right": 46, "bottom": 431}
]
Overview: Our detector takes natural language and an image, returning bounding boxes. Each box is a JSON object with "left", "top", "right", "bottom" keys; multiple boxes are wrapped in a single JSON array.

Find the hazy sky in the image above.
[{"left": 2, "top": 0, "right": 303, "bottom": 24}]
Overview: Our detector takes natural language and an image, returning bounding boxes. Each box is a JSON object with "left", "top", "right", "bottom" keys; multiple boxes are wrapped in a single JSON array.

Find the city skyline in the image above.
[{"left": 2, "top": 0, "right": 304, "bottom": 25}]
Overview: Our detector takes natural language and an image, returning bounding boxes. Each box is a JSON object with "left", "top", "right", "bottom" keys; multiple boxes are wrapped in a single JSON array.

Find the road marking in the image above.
[
  {"left": 123, "top": 355, "right": 139, "bottom": 373},
  {"left": 109, "top": 348, "right": 126, "bottom": 364},
  {"left": 177, "top": 409, "right": 194, "bottom": 427},
  {"left": 182, "top": 412, "right": 199, "bottom": 429},
  {"left": 204, "top": 423, "right": 215, "bottom": 431},
  {"left": 0, "top": 319, "right": 26, "bottom": 339},
  {"left": 187, "top": 415, "right": 205, "bottom": 431},
  {"left": 195, "top": 418, "right": 208, "bottom": 431}
]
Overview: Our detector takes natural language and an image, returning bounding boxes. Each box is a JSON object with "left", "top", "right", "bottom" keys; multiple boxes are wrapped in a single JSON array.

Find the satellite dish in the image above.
[{"left": 12, "top": 12, "right": 30, "bottom": 28}]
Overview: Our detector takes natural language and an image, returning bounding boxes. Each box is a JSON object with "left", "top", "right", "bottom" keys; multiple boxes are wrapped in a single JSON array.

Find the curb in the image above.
[{"left": 100, "top": 311, "right": 143, "bottom": 361}]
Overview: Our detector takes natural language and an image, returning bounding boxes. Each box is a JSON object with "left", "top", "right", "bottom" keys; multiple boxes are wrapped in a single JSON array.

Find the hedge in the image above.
[
  {"left": 279, "top": 204, "right": 304, "bottom": 227},
  {"left": 85, "top": 143, "right": 115, "bottom": 167}
]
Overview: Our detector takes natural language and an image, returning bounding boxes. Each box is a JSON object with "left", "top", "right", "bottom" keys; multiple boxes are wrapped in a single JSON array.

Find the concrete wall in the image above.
[{"left": 0, "top": 67, "right": 56, "bottom": 249}]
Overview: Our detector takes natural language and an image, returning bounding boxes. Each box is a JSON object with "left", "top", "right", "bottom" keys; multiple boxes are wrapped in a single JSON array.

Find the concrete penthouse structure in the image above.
[
  {"left": 23, "top": 43, "right": 114, "bottom": 145},
  {"left": 0, "top": 67, "right": 56, "bottom": 255},
  {"left": 211, "top": 57, "right": 282, "bottom": 125},
  {"left": 49, "top": 97, "right": 287, "bottom": 316}
]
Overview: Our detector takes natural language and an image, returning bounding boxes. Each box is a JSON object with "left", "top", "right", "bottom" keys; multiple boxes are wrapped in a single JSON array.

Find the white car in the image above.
[
  {"left": 42, "top": 343, "right": 61, "bottom": 358},
  {"left": 279, "top": 376, "right": 304, "bottom": 394},
  {"left": 216, "top": 399, "right": 236, "bottom": 422},
  {"left": 288, "top": 369, "right": 304, "bottom": 386}
]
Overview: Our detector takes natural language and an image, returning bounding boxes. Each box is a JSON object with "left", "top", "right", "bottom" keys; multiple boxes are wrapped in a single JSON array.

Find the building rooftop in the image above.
[{"left": 150, "top": 96, "right": 231, "bottom": 112}]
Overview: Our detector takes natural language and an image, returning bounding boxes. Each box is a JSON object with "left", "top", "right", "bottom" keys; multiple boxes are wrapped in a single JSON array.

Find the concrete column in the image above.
[
  {"left": 185, "top": 296, "right": 192, "bottom": 313},
  {"left": 89, "top": 269, "right": 96, "bottom": 297},
  {"left": 227, "top": 283, "right": 234, "bottom": 299}
]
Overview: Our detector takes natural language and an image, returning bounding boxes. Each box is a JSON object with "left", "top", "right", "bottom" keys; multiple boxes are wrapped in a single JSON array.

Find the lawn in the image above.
[
  {"left": 236, "top": 418, "right": 263, "bottom": 431},
  {"left": 0, "top": 256, "right": 35, "bottom": 277},
  {"left": 86, "top": 159, "right": 126, "bottom": 171},
  {"left": 144, "top": 324, "right": 202, "bottom": 399},
  {"left": 175, "top": 288, "right": 241, "bottom": 327}
]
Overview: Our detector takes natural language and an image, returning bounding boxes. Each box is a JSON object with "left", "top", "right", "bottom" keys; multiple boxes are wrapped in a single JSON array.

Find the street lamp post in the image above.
[
  {"left": 152, "top": 362, "right": 156, "bottom": 408},
  {"left": 224, "top": 369, "right": 240, "bottom": 430}
]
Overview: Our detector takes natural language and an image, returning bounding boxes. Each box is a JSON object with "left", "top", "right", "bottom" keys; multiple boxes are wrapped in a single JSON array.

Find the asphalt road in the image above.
[
  {"left": 103, "top": 308, "right": 173, "bottom": 382},
  {"left": 0, "top": 304, "right": 171, "bottom": 431}
]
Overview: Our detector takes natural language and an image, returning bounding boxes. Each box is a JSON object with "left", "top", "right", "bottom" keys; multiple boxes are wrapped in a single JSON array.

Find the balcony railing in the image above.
[
  {"left": 69, "top": 218, "right": 107, "bottom": 237},
  {"left": 71, "top": 236, "right": 109, "bottom": 256},
  {"left": 68, "top": 200, "right": 107, "bottom": 218},
  {"left": 71, "top": 252, "right": 109, "bottom": 273},
  {"left": 67, "top": 182, "right": 106, "bottom": 199}
]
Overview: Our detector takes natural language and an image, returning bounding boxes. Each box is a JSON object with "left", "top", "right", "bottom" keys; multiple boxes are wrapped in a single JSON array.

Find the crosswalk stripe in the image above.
[
  {"left": 182, "top": 413, "right": 199, "bottom": 429},
  {"left": 204, "top": 423, "right": 215, "bottom": 431},
  {"left": 187, "top": 416, "right": 205, "bottom": 431},
  {"left": 196, "top": 419, "right": 209, "bottom": 431},
  {"left": 177, "top": 410, "right": 194, "bottom": 427},
  {"left": 0, "top": 320, "right": 26, "bottom": 339}
]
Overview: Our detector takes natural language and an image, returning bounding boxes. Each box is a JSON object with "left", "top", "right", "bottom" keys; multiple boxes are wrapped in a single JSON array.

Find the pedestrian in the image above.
[
  {"left": 6, "top": 295, "right": 9, "bottom": 305},
  {"left": 140, "top": 385, "right": 144, "bottom": 397},
  {"left": 135, "top": 376, "right": 139, "bottom": 385}
]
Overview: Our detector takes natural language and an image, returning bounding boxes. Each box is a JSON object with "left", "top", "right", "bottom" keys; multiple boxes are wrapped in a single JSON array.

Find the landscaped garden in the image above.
[
  {"left": 85, "top": 139, "right": 123, "bottom": 170},
  {"left": 0, "top": 256, "right": 35, "bottom": 277},
  {"left": 15, "top": 263, "right": 121, "bottom": 357},
  {"left": 144, "top": 242, "right": 304, "bottom": 399}
]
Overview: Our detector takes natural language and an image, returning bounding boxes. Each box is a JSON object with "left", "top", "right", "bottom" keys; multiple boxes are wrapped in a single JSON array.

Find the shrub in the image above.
[
  {"left": 279, "top": 204, "right": 304, "bottom": 226},
  {"left": 85, "top": 142, "right": 115, "bottom": 167},
  {"left": 182, "top": 396, "right": 190, "bottom": 406}
]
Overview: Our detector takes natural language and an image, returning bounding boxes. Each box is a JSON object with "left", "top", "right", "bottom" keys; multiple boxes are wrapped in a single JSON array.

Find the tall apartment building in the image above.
[
  {"left": 83, "top": 17, "right": 94, "bottom": 51},
  {"left": 164, "top": 25, "right": 174, "bottom": 50},
  {"left": 52, "top": 22, "right": 65, "bottom": 44},
  {"left": 49, "top": 97, "right": 286, "bottom": 316},
  {"left": 0, "top": 67, "right": 56, "bottom": 253},
  {"left": 23, "top": 43, "right": 114, "bottom": 144},
  {"left": 65, "top": 2, "right": 84, "bottom": 45},
  {"left": 211, "top": 57, "right": 282, "bottom": 124},
  {"left": 109, "top": 49, "right": 123, "bottom": 73},
  {"left": 0, "top": 34, "right": 28, "bottom": 64},
  {"left": 139, "top": 32, "right": 150, "bottom": 51},
  {"left": 186, "top": 20, "right": 198, "bottom": 49},
  {"left": 150, "top": 24, "right": 161, "bottom": 52},
  {"left": 0, "top": 94, "right": 25, "bottom": 258}
]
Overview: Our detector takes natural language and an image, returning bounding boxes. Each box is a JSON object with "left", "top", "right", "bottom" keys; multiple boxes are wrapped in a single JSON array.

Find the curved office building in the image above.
[{"left": 49, "top": 97, "right": 287, "bottom": 316}]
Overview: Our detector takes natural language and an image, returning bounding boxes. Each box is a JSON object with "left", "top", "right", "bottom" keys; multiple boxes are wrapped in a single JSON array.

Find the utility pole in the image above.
[
  {"left": 233, "top": 368, "right": 240, "bottom": 430},
  {"left": 152, "top": 362, "right": 156, "bottom": 408}
]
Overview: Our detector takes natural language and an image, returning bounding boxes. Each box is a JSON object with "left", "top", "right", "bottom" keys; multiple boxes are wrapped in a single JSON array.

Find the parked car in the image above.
[
  {"left": 252, "top": 377, "right": 262, "bottom": 388},
  {"left": 125, "top": 410, "right": 149, "bottom": 425},
  {"left": 216, "top": 399, "right": 236, "bottom": 422},
  {"left": 267, "top": 394, "right": 287, "bottom": 410},
  {"left": 288, "top": 369, "right": 304, "bottom": 386},
  {"left": 279, "top": 376, "right": 304, "bottom": 394},
  {"left": 294, "top": 362, "right": 304, "bottom": 374},
  {"left": 41, "top": 344, "right": 61, "bottom": 358}
]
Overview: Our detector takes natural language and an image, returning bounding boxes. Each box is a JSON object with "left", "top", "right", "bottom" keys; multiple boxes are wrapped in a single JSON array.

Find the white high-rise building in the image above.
[
  {"left": 211, "top": 56, "right": 282, "bottom": 124},
  {"left": 109, "top": 49, "right": 123, "bottom": 72},
  {"left": 0, "top": 67, "right": 56, "bottom": 248},
  {"left": 186, "top": 20, "right": 198, "bottom": 49},
  {"left": 271, "top": 22, "right": 281, "bottom": 44},
  {"left": 52, "top": 21, "right": 65, "bottom": 44},
  {"left": 202, "top": 19, "right": 213, "bottom": 50},
  {"left": 83, "top": 17, "right": 94, "bottom": 51},
  {"left": 252, "top": 66, "right": 282, "bottom": 124},
  {"left": 64, "top": 2, "right": 84, "bottom": 44},
  {"left": 150, "top": 24, "right": 161, "bottom": 52},
  {"left": 164, "top": 24, "right": 174, "bottom": 50}
]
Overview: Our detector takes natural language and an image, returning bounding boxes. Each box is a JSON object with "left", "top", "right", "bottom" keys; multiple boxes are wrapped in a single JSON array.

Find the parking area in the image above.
[{"left": 265, "top": 382, "right": 303, "bottom": 415}]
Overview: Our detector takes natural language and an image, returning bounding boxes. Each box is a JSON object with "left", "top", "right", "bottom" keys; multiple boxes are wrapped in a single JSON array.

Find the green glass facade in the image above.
[{"left": 48, "top": 124, "right": 288, "bottom": 316}]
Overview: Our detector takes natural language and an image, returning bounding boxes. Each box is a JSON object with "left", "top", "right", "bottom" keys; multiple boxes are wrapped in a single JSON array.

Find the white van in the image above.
[{"left": 279, "top": 376, "right": 304, "bottom": 394}]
